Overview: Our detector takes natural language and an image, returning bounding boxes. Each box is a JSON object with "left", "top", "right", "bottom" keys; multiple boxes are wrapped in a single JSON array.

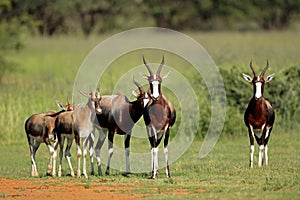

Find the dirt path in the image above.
[{"left": 0, "top": 178, "right": 146, "bottom": 200}]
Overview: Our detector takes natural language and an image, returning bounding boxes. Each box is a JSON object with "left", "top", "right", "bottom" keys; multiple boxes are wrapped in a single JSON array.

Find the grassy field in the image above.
[
  {"left": 0, "top": 30, "right": 299, "bottom": 199},
  {"left": 0, "top": 131, "right": 299, "bottom": 199}
]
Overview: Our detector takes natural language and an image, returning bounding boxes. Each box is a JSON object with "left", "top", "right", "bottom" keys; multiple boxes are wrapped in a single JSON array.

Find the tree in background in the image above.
[
  {"left": 0, "top": 0, "right": 24, "bottom": 82},
  {"left": 1, "top": 0, "right": 300, "bottom": 35},
  {"left": 251, "top": 0, "right": 300, "bottom": 30}
]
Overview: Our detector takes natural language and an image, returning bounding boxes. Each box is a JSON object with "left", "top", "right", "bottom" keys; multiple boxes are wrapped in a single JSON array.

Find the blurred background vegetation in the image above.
[{"left": 0, "top": 0, "right": 299, "bottom": 143}]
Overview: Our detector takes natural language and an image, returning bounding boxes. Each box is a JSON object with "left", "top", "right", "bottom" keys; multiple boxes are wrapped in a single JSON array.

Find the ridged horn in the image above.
[
  {"left": 260, "top": 60, "right": 269, "bottom": 76},
  {"left": 142, "top": 55, "right": 153, "bottom": 76},
  {"left": 249, "top": 60, "right": 256, "bottom": 76},
  {"left": 156, "top": 55, "right": 164, "bottom": 75}
]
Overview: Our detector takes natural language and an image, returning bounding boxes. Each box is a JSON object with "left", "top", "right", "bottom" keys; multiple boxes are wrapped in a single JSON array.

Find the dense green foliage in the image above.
[{"left": 1, "top": 0, "right": 300, "bottom": 36}]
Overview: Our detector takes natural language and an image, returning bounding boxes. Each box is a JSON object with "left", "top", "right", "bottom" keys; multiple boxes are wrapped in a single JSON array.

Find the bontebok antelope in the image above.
[
  {"left": 94, "top": 79, "right": 146, "bottom": 175},
  {"left": 52, "top": 90, "right": 101, "bottom": 178},
  {"left": 24, "top": 100, "right": 73, "bottom": 176},
  {"left": 141, "top": 56, "right": 176, "bottom": 179},
  {"left": 242, "top": 61, "right": 275, "bottom": 168}
]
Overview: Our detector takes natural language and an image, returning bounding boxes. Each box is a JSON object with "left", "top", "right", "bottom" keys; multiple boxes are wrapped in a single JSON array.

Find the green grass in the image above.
[
  {"left": 0, "top": 30, "right": 299, "bottom": 199},
  {"left": 0, "top": 131, "right": 299, "bottom": 199}
]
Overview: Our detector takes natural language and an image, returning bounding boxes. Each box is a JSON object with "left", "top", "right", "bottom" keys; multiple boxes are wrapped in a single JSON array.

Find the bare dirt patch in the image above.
[{"left": 0, "top": 178, "right": 146, "bottom": 200}]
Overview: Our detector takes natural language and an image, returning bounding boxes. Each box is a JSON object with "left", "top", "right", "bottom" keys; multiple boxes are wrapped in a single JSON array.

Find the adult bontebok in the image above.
[
  {"left": 24, "top": 99, "right": 73, "bottom": 177},
  {"left": 94, "top": 79, "right": 146, "bottom": 175},
  {"left": 52, "top": 90, "right": 101, "bottom": 178},
  {"left": 242, "top": 61, "right": 275, "bottom": 168},
  {"left": 141, "top": 56, "right": 176, "bottom": 179}
]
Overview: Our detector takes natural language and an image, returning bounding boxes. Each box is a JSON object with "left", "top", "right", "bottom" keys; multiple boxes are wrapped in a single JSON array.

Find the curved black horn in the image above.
[
  {"left": 156, "top": 55, "right": 164, "bottom": 75},
  {"left": 260, "top": 60, "right": 269, "bottom": 76},
  {"left": 133, "top": 76, "right": 141, "bottom": 88},
  {"left": 249, "top": 60, "right": 256, "bottom": 76},
  {"left": 142, "top": 55, "right": 153, "bottom": 76},
  {"left": 133, "top": 76, "right": 144, "bottom": 92}
]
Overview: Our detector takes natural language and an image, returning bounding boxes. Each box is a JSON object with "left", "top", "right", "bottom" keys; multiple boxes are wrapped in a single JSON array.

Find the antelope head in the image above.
[
  {"left": 56, "top": 97, "right": 74, "bottom": 111},
  {"left": 132, "top": 77, "right": 147, "bottom": 107},
  {"left": 141, "top": 55, "right": 170, "bottom": 100},
  {"left": 242, "top": 60, "right": 275, "bottom": 100},
  {"left": 80, "top": 88, "right": 102, "bottom": 114}
]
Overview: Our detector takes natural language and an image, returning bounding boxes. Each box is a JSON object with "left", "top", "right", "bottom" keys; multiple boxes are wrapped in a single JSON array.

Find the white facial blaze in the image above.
[
  {"left": 151, "top": 81, "right": 160, "bottom": 99},
  {"left": 255, "top": 82, "right": 262, "bottom": 99}
]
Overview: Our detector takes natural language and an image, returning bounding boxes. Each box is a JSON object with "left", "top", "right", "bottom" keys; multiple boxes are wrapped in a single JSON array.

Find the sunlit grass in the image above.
[{"left": 0, "top": 131, "right": 299, "bottom": 199}]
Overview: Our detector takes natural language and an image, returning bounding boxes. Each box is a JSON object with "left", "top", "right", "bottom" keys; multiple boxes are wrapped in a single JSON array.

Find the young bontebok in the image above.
[
  {"left": 52, "top": 90, "right": 101, "bottom": 178},
  {"left": 94, "top": 79, "right": 146, "bottom": 175},
  {"left": 242, "top": 61, "right": 275, "bottom": 168},
  {"left": 141, "top": 56, "right": 176, "bottom": 179},
  {"left": 24, "top": 99, "right": 73, "bottom": 176}
]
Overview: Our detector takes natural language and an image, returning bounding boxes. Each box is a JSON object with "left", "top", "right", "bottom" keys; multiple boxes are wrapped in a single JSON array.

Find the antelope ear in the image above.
[
  {"left": 79, "top": 90, "right": 89, "bottom": 97},
  {"left": 162, "top": 71, "right": 171, "bottom": 79},
  {"left": 132, "top": 90, "right": 139, "bottom": 98},
  {"left": 242, "top": 73, "right": 252, "bottom": 82},
  {"left": 265, "top": 73, "right": 275, "bottom": 82},
  {"left": 76, "top": 102, "right": 84, "bottom": 107},
  {"left": 55, "top": 100, "right": 65, "bottom": 110}
]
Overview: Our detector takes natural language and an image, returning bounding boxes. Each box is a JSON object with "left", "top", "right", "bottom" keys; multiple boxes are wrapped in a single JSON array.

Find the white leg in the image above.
[
  {"left": 96, "top": 152, "right": 102, "bottom": 175},
  {"left": 95, "top": 131, "right": 106, "bottom": 176},
  {"left": 249, "top": 125, "right": 255, "bottom": 168},
  {"left": 258, "top": 145, "right": 264, "bottom": 167},
  {"left": 152, "top": 147, "right": 158, "bottom": 179},
  {"left": 52, "top": 137, "right": 59, "bottom": 177},
  {"left": 150, "top": 148, "right": 154, "bottom": 177},
  {"left": 265, "top": 145, "right": 268, "bottom": 166},
  {"left": 64, "top": 138, "right": 75, "bottom": 177},
  {"left": 81, "top": 137, "right": 89, "bottom": 178},
  {"left": 89, "top": 133, "right": 95, "bottom": 175},
  {"left": 106, "top": 148, "right": 113, "bottom": 175},
  {"left": 52, "top": 144, "right": 57, "bottom": 177},
  {"left": 250, "top": 145, "right": 254, "bottom": 168},
  {"left": 83, "top": 148, "right": 88, "bottom": 178},
  {"left": 47, "top": 145, "right": 54, "bottom": 175},
  {"left": 58, "top": 136, "right": 65, "bottom": 177},
  {"left": 77, "top": 144, "right": 82, "bottom": 178},
  {"left": 30, "top": 140, "right": 39, "bottom": 177},
  {"left": 125, "top": 147, "right": 130, "bottom": 173},
  {"left": 164, "top": 147, "right": 169, "bottom": 178}
]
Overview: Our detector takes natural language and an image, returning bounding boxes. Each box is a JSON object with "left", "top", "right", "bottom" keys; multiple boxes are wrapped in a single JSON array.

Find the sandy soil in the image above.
[{"left": 0, "top": 178, "right": 146, "bottom": 200}]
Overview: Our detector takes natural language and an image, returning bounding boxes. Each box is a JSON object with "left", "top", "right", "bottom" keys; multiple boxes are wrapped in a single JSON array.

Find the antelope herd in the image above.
[{"left": 25, "top": 57, "right": 275, "bottom": 179}]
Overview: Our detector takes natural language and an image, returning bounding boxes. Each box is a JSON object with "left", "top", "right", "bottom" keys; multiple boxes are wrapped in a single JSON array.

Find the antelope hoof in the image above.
[
  {"left": 105, "top": 167, "right": 110, "bottom": 175},
  {"left": 70, "top": 171, "right": 75, "bottom": 177},
  {"left": 98, "top": 167, "right": 103, "bottom": 176},
  {"left": 46, "top": 169, "right": 52, "bottom": 176},
  {"left": 150, "top": 171, "right": 156, "bottom": 179},
  {"left": 31, "top": 171, "right": 38, "bottom": 177}
]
